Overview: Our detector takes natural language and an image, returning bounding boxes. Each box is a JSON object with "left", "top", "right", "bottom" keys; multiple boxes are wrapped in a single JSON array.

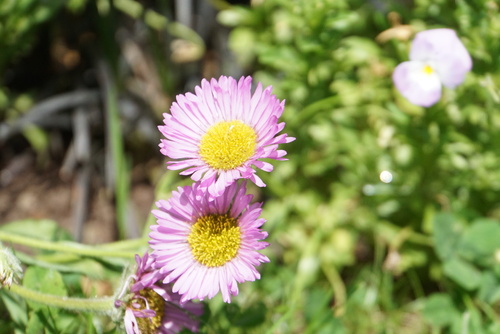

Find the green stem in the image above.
[
  {"left": 102, "top": 62, "right": 129, "bottom": 241},
  {"left": 476, "top": 299, "right": 500, "bottom": 323},
  {"left": 0, "top": 231, "right": 136, "bottom": 259},
  {"left": 321, "top": 262, "right": 346, "bottom": 316},
  {"left": 99, "top": 238, "right": 148, "bottom": 250},
  {"left": 8, "top": 283, "right": 115, "bottom": 314},
  {"left": 407, "top": 230, "right": 433, "bottom": 246}
]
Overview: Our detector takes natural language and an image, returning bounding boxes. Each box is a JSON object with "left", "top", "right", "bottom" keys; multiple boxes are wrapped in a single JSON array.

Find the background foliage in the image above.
[{"left": 0, "top": 0, "right": 500, "bottom": 333}]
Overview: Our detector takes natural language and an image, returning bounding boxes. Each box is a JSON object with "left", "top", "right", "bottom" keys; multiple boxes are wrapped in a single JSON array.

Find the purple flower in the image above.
[
  {"left": 158, "top": 75, "right": 295, "bottom": 198},
  {"left": 116, "top": 253, "right": 203, "bottom": 334},
  {"left": 393, "top": 28, "right": 472, "bottom": 107},
  {"left": 149, "top": 181, "right": 269, "bottom": 303}
]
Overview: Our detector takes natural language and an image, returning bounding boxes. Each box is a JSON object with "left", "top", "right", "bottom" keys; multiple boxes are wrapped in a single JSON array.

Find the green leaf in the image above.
[
  {"left": 432, "top": 213, "right": 466, "bottom": 261},
  {"left": 17, "top": 253, "right": 108, "bottom": 280},
  {"left": 477, "top": 271, "right": 500, "bottom": 304},
  {"left": 228, "top": 27, "right": 257, "bottom": 67},
  {"left": 0, "top": 319, "right": 16, "bottom": 334},
  {"left": 23, "top": 267, "right": 67, "bottom": 311},
  {"left": 422, "top": 293, "right": 460, "bottom": 328},
  {"left": 218, "top": 7, "right": 254, "bottom": 27},
  {"left": 26, "top": 311, "right": 45, "bottom": 334},
  {"left": 451, "top": 305, "right": 486, "bottom": 334},
  {"left": 53, "top": 311, "right": 89, "bottom": 334},
  {"left": 23, "top": 267, "right": 73, "bottom": 333},
  {"left": 0, "top": 219, "right": 72, "bottom": 242},
  {"left": 304, "top": 287, "right": 344, "bottom": 334},
  {"left": 304, "top": 286, "right": 333, "bottom": 321},
  {"left": 21, "top": 124, "right": 49, "bottom": 156},
  {"left": 443, "top": 258, "right": 482, "bottom": 291},
  {"left": 459, "top": 218, "right": 500, "bottom": 265},
  {"left": 487, "top": 322, "right": 500, "bottom": 334},
  {"left": 0, "top": 290, "right": 28, "bottom": 327},
  {"left": 337, "top": 37, "right": 381, "bottom": 65},
  {"left": 65, "top": 0, "right": 88, "bottom": 13},
  {"left": 226, "top": 302, "right": 266, "bottom": 328}
]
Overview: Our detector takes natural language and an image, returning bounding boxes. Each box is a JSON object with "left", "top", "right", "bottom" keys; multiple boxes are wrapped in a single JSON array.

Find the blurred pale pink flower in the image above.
[
  {"left": 116, "top": 253, "right": 203, "bottom": 334},
  {"left": 149, "top": 181, "right": 269, "bottom": 303},
  {"left": 158, "top": 75, "right": 295, "bottom": 198},
  {"left": 393, "top": 28, "right": 472, "bottom": 107}
]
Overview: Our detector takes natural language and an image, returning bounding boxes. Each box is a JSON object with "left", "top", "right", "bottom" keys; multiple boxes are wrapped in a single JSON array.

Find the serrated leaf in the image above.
[{"left": 443, "top": 258, "right": 482, "bottom": 291}]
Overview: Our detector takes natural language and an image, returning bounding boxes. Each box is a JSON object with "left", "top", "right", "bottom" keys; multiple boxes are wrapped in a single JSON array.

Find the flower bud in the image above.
[{"left": 0, "top": 246, "right": 23, "bottom": 289}]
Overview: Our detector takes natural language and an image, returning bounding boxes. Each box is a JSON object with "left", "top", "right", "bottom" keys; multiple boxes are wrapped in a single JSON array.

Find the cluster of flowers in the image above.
[
  {"left": 115, "top": 76, "right": 294, "bottom": 333},
  {"left": 393, "top": 28, "right": 472, "bottom": 107},
  {"left": 113, "top": 28, "right": 471, "bottom": 333}
]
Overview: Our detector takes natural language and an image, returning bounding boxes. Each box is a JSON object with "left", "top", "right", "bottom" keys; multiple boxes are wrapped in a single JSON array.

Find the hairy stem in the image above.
[{"left": 8, "top": 283, "right": 115, "bottom": 314}]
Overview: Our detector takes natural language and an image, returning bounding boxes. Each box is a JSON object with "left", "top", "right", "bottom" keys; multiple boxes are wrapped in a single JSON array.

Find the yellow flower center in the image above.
[
  {"left": 133, "top": 288, "right": 165, "bottom": 334},
  {"left": 187, "top": 214, "right": 241, "bottom": 267},
  {"left": 199, "top": 121, "right": 257, "bottom": 171},
  {"left": 423, "top": 64, "right": 434, "bottom": 75}
]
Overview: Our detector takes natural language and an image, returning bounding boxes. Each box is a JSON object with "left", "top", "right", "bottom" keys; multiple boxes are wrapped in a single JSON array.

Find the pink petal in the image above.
[
  {"left": 393, "top": 61, "right": 442, "bottom": 107},
  {"left": 410, "top": 28, "right": 472, "bottom": 88}
]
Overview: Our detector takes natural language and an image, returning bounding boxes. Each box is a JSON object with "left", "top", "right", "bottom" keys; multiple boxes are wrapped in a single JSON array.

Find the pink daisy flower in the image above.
[
  {"left": 116, "top": 253, "right": 203, "bottom": 334},
  {"left": 159, "top": 75, "right": 295, "bottom": 197},
  {"left": 149, "top": 180, "right": 270, "bottom": 303}
]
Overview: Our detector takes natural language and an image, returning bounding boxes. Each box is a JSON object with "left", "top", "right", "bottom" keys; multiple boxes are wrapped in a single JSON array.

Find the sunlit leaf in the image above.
[{"left": 443, "top": 258, "right": 482, "bottom": 291}]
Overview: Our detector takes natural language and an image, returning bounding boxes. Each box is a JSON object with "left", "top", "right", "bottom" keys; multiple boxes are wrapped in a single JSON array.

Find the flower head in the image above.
[
  {"left": 159, "top": 75, "right": 295, "bottom": 197},
  {"left": 393, "top": 28, "right": 472, "bottom": 107},
  {"left": 0, "top": 245, "right": 23, "bottom": 289},
  {"left": 149, "top": 181, "right": 269, "bottom": 303},
  {"left": 116, "top": 253, "right": 203, "bottom": 334}
]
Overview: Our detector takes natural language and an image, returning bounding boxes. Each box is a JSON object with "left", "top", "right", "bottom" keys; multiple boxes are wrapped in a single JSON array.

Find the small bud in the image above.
[{"left": 0, "top": 246, "right": 23, "bottom": 288}]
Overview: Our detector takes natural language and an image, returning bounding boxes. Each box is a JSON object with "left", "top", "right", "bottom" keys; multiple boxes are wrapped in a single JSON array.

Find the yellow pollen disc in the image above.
[
  {"left": 199, "top": 121, "right": 257, "bottom": 171},
  {"left": 133, "top": 288, "right": 165, "bottom": 334},
  {"left": 423, "top": 65, "right": 434, "bottom": 75},
  {"left": 187, "top": 214, "right": 241, "bottom": 267}
]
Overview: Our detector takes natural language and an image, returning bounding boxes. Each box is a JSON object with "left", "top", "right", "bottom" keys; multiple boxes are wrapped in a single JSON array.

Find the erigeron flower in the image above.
[
  {"left": 116, "top": 253, "right": 203, "bottom": 334},
  {"left": 393, "top": 28, "right": 472, "bottom": 107},
  {"left": 158, "top": 75, "right": 295, "bottom": 197},
  {"left": 149, "top": 181, "right": 269, "bottom": 303}
]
